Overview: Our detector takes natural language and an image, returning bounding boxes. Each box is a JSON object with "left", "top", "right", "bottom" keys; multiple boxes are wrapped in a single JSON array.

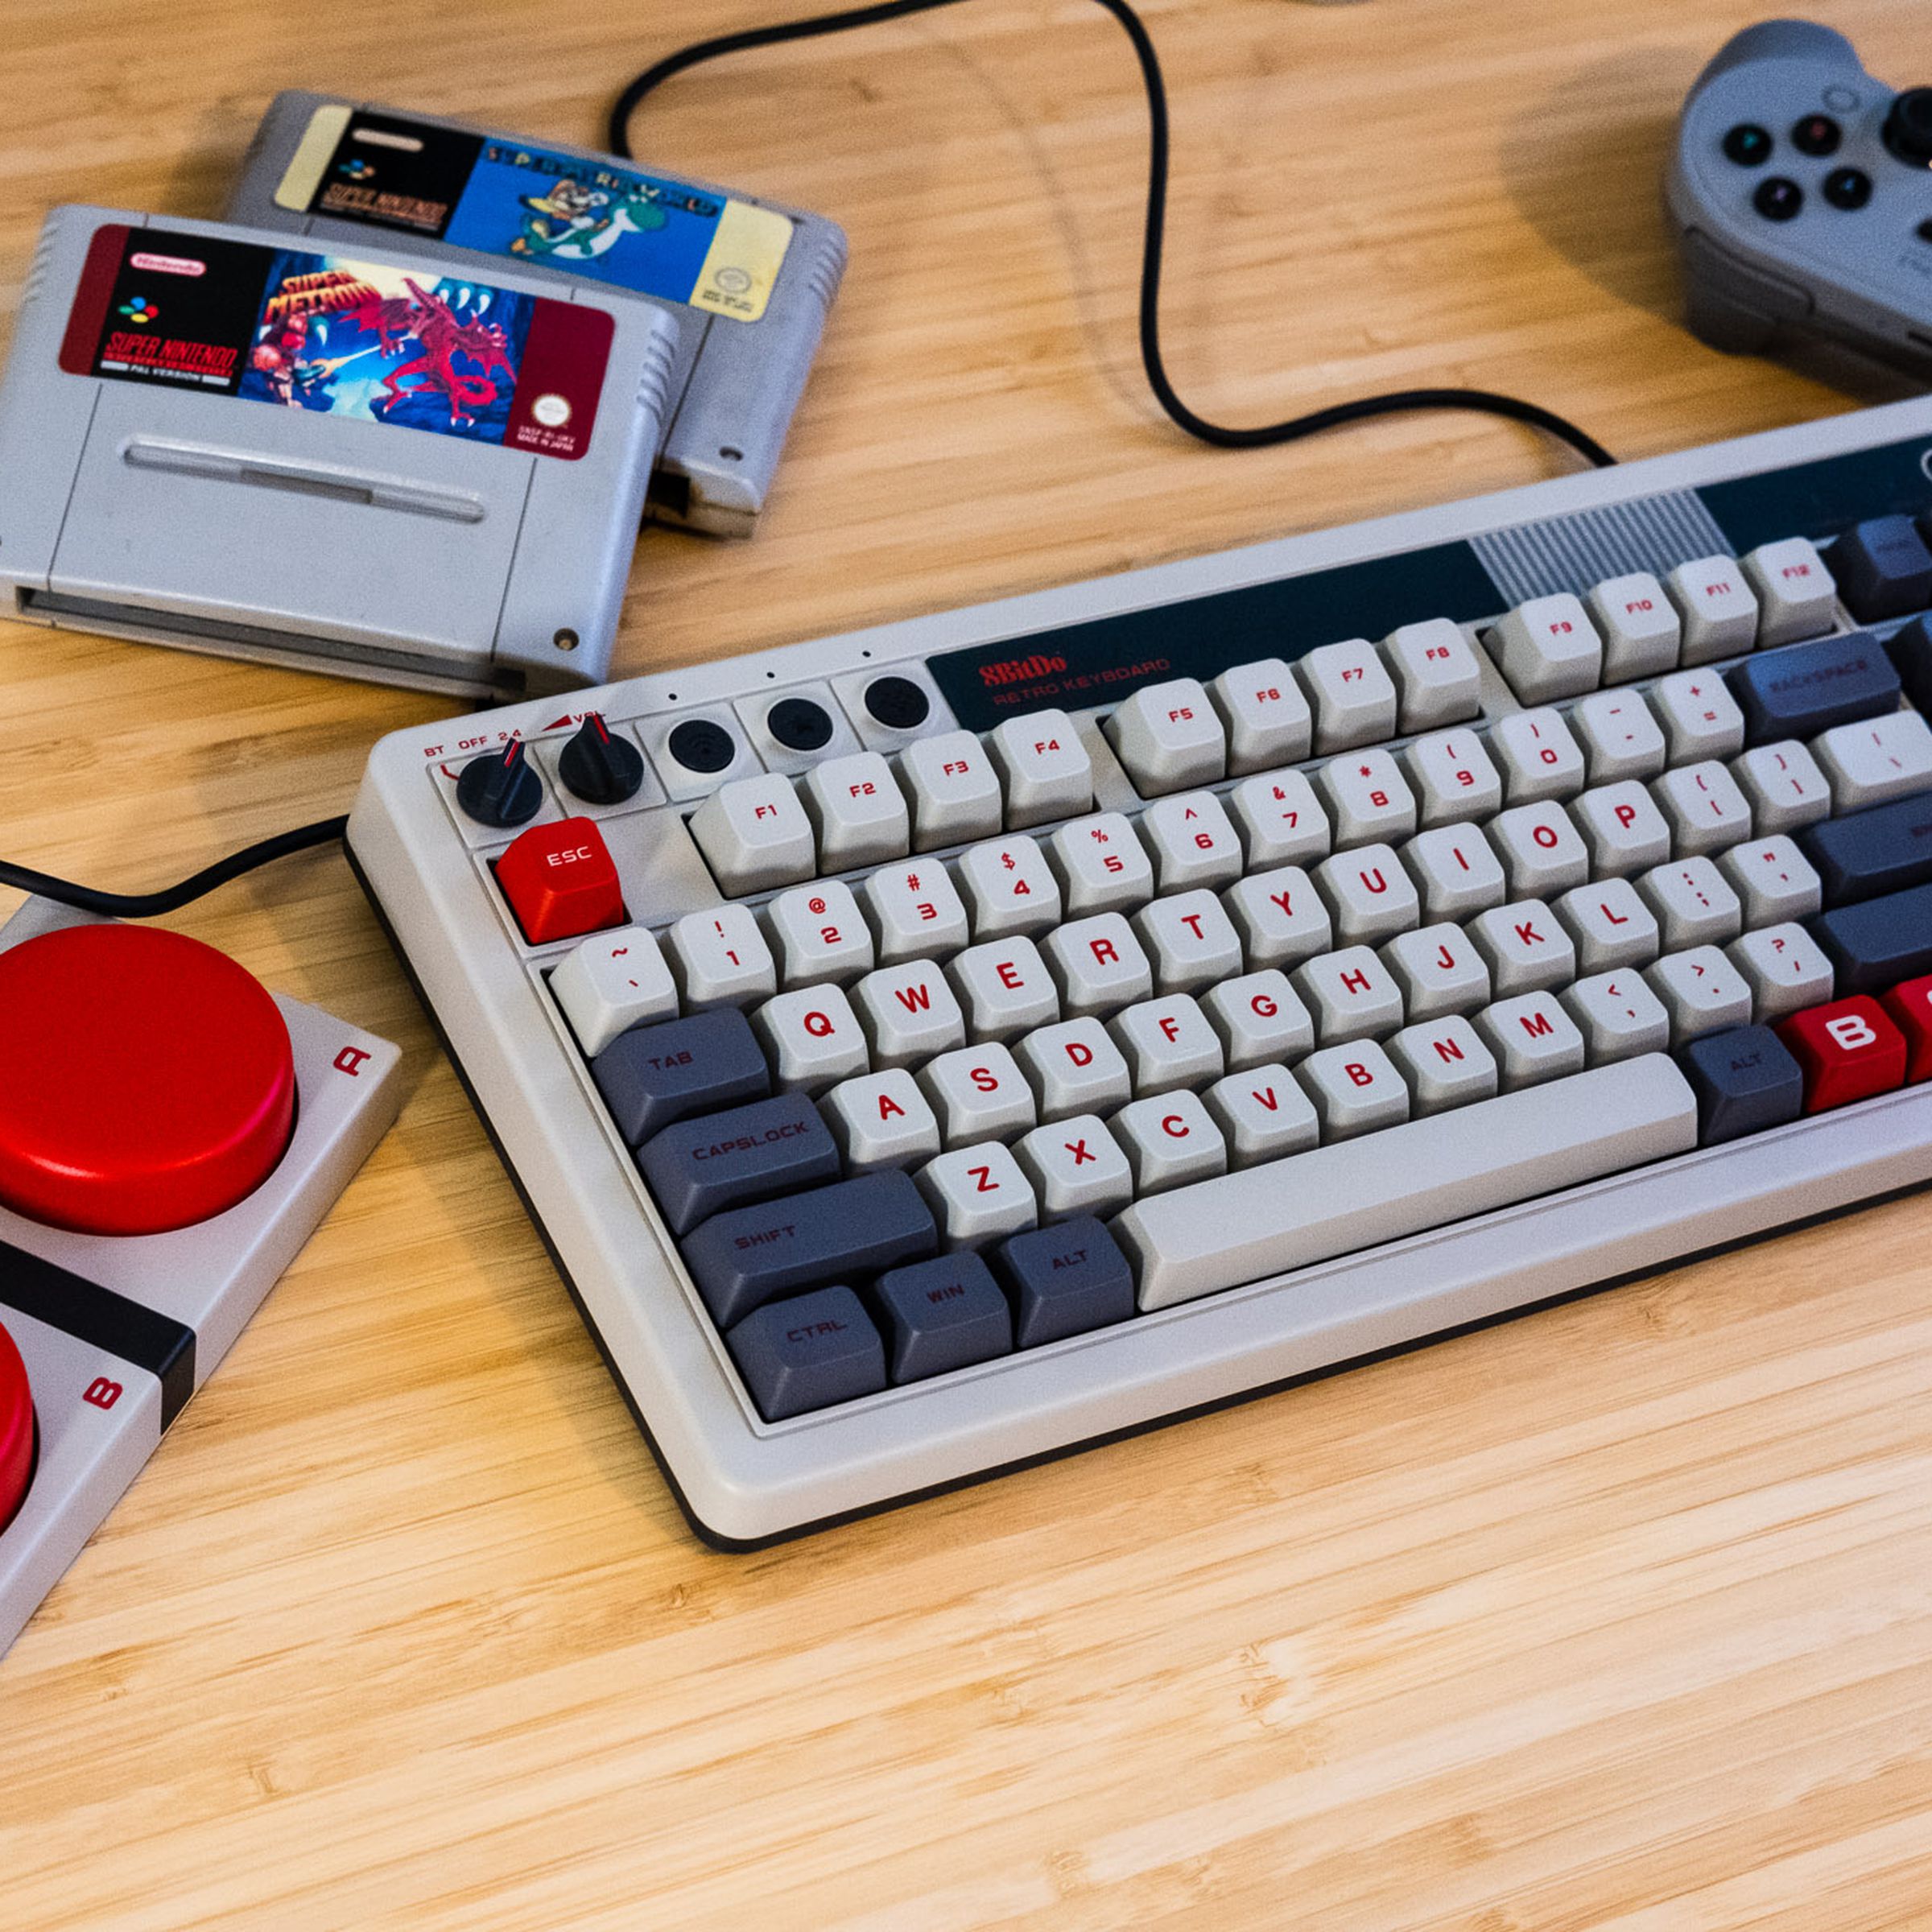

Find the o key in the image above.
[
  {"left": 495, "top": 816, "right": 625, "bottom": 944},
  {"left": 1880, "top": 974, "right": 1932, "bottom": 1084},
  {"left": 1775, "top": 996, "right": 1908, "bottom": 1113}
]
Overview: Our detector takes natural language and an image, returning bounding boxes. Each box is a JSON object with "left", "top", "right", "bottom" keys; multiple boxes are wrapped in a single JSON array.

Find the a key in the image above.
[
  {"left": 1387, "top": 1015, "right": 1498, "bottom": 1113},
  {"left": 852, "top": 960, "right": 966, "bottom": 1066},
  {"left": 1203, "top": 1063, "right": 1320, "bottom": 1164},
  {"left": 1382, "top": 619, "right": 1483, "bottom": 731},
  {"left": 949, "top": 935, "right": 1060, "bottom": 1038},
  {"left": 1777, "top": 996, "right": 1909, "bottom": 1108},
  {"left": 1108, "top": 994, "right": 1224, "bottom": 1093},
  {"left": 1563, "top": 969, "right": 1672, "bottom": 1063},
  {"left": 1200, "top": 969, "right": 1315, "bottom": 1068},
  {"left": 690, "top": 772, "right": 815, "bottom": 894},
  {"left": 1316, "top": 748, "right": 1418, "bottom": 847},
  {"left": 1827, "top": 516, "right": 1932, "bottom": 624},
  {"left": 1140, "top": 791, "right": 1244, "bottom": 891},
  {"left": 992, "top": 1217, "right": 1136, "bottom": 1347},
  {"left": 801, "top": 751, "right": 910, "bottom": 868},
  {"left": 1299, "top": 638, "right": 1399, "bottom": 752},
  {"left": 1666, "top": 555, "right": 1759, "bottom": 663},
  {"left": 988, "top": 710, "right": 1093, "bottom": 827},
  {"left": 667, "top": 905, "right": 778, "bottom": 1010},
  {"left": 898, "top": 730, "right": 1005, "bottom": 850},
  {"left": 1718, "top": 836, "right": 1822, "bottom": 924},
  {"left": 1298, "top": 1040, "right": 1410, "bottom": 1138},
  {"left": 1042, "top": 913, "right": 1154, "bottom": 1017},
  {"left": 861, "top": 859, "right": 972, "bottom": 964},
  {"left": 590, "top": 1009, "right": 770, "bottom": 1144},
  {"left": 638, "top": 1090, "right": 840, "bottom": 1235},
  {"left": 1814, "top": 711, "right": 1932, "bottom": 811},
  {"left": 1211, "top": 658, "right": 1314, "bottom": 774},
  {"left": 1554, "top": 877, "right": 1660, "bottom": 973},
  {"left": 1651, "top": 670, "right": 1745, "bottom": 762},
  {"left": 1728, "top": 923, "right": 1835, "bottom": 1020},
  {"left": 1047, "top": 812, "right": 1155, "bottom": 914},
  {"left": 1741, "top": 536, "right": 1837, "bottom": 646},
  {"left": 1402, "top": 823, "right": 1508, "bottom": 920},
  {"left": 1806, "top": 881, "right": 1932, "bottom": 994},
  {"left": 1654, "top": 760, "right": 1753, "bottom": 856},
  {"left": 1674, "top": 1025, "right": 1806, "bottom": 1146},
  {"left": 873, "top": 1252, "right": 1013, "bottom": 1381},
  {"left": 1726, "top": 630, "right": 1901, "bottom": 746},
  {"left": 1108, "top": 679, "right": 1226, "bottom": 794},
  {"left": 1491, "top": 799, "right": 1591, "bottom": 898},
  {"left": 918, "top": 1043, "right": 1038, "bottom": 1146},
  {"left": 1572, "top": 781, "right": 1674, "bottom": 878},
  {"left": 1649, "top": 947, "right": 1754, "bottom": 1044},
  {"left": 1112, "top": 1091, "right": 1229, "bottom": 1191},
  {"left": 551, "top": 924, "right": 678, "bottom": 1055},
  {"left": 726, "top": 1286, "right": 888, "bottom": 1420},
  {"left": 916, "top": 1142, "right": 1038, "bottom": 1249},
  {"left": 1015, "top": 1017, "right": 1134, "bottom": 1121},
  {"left": 822, "top": 1067, "right": 943, "bottom": 1170},
  {"left": 1133, "top": 890, "right": 1245, "bottom": 993},
  {"left": 1490, "top": 708, "right": 1587, "bottom": 804},
  {"left": 1489, "top": 593, "right": 1602, "bottom": 702},
  {"left": 1637, "top": 857, "right": 1743, "bottom": 950},
  {"left": 1292, "top": 946, "right": 1406, "bottom": 1044},
  {"left": 1402, "top": 728, "right": 1505, "bottom": 828},
  {"left": 1730, "top": 741, "right": 1833, "bottom": 835},
  {"left": 1013, "top": 1116, "right": 1135, "bottom": 1220},
  {"left": 1587, "top": 572, "right": 1681, "bottom": 682},
  {"left": 956, "top": 834, "right": 1063, "bottom": 937},
  {"left": 1476, "top": 991, "right": 1586, "bottom": 1088},
  {"left": 1571, "top": 689, "right": 1668, "bottom": 784},
  {"left": 1224, "top": 865, "right": 1335, "bottom": 967},
  {"left": 765, "top": 881, "right": 875, "bottom": 986},
  {"left": 1794, "top": 788, "right": 1932, "bottom": 905},
  {"left": 1228, "top": 769, "right": 1331, "bottom": 868},
  {"left": 1468, "top": 901, "right": 1575, "bottom": 997},
  {"left": 751, "top": 985, "right": 871, "bottom": 1092},
  {"left": 1381, "top": 923, "right": 1492, "bottom": 1020},
  {"left": 1316, "top": 842, "right": 1420, "bottom": 944}
]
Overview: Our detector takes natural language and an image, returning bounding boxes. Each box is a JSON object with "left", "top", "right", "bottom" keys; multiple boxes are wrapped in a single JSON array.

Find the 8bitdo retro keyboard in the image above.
[{"left": 349, "top": 396, "right": 1932, "bottom": 1546}]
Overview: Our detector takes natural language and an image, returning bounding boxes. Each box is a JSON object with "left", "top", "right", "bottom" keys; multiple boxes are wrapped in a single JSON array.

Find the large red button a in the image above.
[
  {"left": 0, "top": 1320, "right": 31, "bottom": 1533},
  {"left": 495, "top": 817, "right": 625, "bottom": 943},
  {"left": 1776, "top": 995, "right": 1908, "bottom": 1113},
  {"left": 0, "top": 924, "right": 296, "bottom": 1236}
]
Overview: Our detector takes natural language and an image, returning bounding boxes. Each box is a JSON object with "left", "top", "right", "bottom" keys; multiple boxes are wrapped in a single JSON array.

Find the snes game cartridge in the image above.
[
  {"left": 0, "top": 204, "right": 679, "bottom": 699},
  {"left": 229, "top": 91, "right": 848, "bottom": 539}
]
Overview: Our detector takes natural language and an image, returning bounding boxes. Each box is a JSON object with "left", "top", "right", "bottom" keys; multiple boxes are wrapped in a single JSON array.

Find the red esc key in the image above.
[
  {"left": 496, "top": 817, "right": 625, "bottom": 944},
  {"left": 1776, "top": 996, "right": 1908, "bottom": 1113}
]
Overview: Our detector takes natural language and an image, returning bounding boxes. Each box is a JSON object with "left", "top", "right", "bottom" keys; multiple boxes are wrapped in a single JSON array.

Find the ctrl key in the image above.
[{"left": 727, "top": 1287, "right": 886, "bottom": 1421}]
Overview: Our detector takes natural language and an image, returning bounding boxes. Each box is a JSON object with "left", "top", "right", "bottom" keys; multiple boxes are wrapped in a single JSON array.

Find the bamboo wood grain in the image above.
[{"left": 3, "top": 1, "right": 1932, "bottom": 1925}]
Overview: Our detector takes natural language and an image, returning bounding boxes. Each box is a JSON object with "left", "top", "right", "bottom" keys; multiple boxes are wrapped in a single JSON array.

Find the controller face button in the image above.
[
  {"left": 1752, "top": 177, "right": 1806, "bottom": 222},
  {"left": 1791, "top": 114, "right": 1843, "bottom": 158},
  {"left": 1918, "top": 219, "right": 1932, "bottom": 245},
  {"left": 1723, "top": 123, "right": 1773, "bottom": 167},
  {"left": 1823, "top": 167, "right": 1873, "bottom": 211}
]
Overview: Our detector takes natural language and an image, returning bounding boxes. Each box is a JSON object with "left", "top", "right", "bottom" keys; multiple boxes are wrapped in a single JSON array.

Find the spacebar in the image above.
[{"left": 1113, "top": 1055, "right": 1699, "bottom": 1311}]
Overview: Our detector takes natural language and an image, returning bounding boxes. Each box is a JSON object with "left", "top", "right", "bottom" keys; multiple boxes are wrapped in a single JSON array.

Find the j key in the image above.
[
  {"left": 1724, "top": 630, "right": 1901, "bottom": 745},
  {"left": 1675, "top": 1024, "right": 1806, "bottom": 1145},
  {"left": 1806, "top": 881, "right": 1932, "bottom": 995},
  {"left": 991, "top": 1216, "right": 1137, "bottom": 1348},
  {"left": 1880, "top": 974, "right": 1932, "bottom": 1082},
  {"left": 591, "top": 1009, "right": 771, "bottom": 1146},
  {"left": 1794, "top": 790, "right": 1932, "bottom": 905},
  {"left": 638, "top": 1090, "right": 840, "bottom": 1235},
  {"left": 681, "top": 1170, "right": 937, "bottom": 1326},
  {"left": 873, "top": 1251, "right": 1014, "bottom": 1381},
  {"left": 1776, "top": 997, "right": 1908, "bottom": 1113},
  {"left": 725, "top": 1286, "right": 887, "bottom": 1421},
  {"left": 1828, "top": 515, "right": 1932, "bottom": 624}
]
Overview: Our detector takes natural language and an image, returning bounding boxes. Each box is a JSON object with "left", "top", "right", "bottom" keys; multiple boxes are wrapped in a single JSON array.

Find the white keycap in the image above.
[
  {"left": 1042, "top": 913, "right": 1154, "bottom": 1017},
  {"left": 1476, "top": 991, "right": 1586, "bottom": 1088},
  {"left": 1383, "top": 619, "right": 1483, "bottom": 731},
  {"left": 1402, "top": 728, "right": 1505, "bottom": 828},
  {"left": 1014, "top": 1115, "right": 1134, "bottom": 1219},
  {"left": 550, "top": 925, "right": 677, "bottom": 1055},
  {"left": 1229, "top": 769, "right": 1331, "bottom": 867},
  {"left": 1015, "top": 1018, "right": 1133, "bottom": 1121},
  {"left": 1649, "top": 947, "right": 1753, "bottom": 1043},
  {"left": 1048, "top": 812, "right": 1155, "bottom": 914},
  {"left": 1490, "top": 708, "right": 1587, "bottom": 803},
  {"left": 690, "top": 772, "right": 815, "bottom": 894},
  {"left": 916, "top": 1144, "right": 1037, "bottom": 1249},
  {"left": 1108, "top": 994, "right": 1225, "bottom": 1094},
  {"left": 898, "top": 730, "right": 1004, "bottom": 850},
  {"left": 852, "top": 960, "right": 965, "bottom": 1066},
  {"left": 1315, "top": 842, "right": 1420, "bottom": 944},
  {"left": 666, "top": 905, "right": 777, "bottom": 1010},
  {"left": 1113, "top": 1091, "right": 1229, "bottom": 1191},
  {"left": 1651, "top": 669, "right": 1745, "bottom": 762},
  {"left": 1655, "top": 760, "right": 1753, "bottom": 856},
  {"left": 1468, "top": 901, "right": 1575, "bottom": 997},
  {"left": 752, "top": 985, "right": 869, "bottom": 1092},
  {"left": 1728, "top": 923, "right": 1834, "bottom": 1020},
  {"left": 765, "top": 880, "right": 874, "bottom": 986},
  {"left": 861, "top": 859, "right": 972, "bottom": 964},
  {"left": 1224, "top": 865, "right": 1335, "bottom": 968},
  {"left": 988, "top": 709, "right": 1092, "bottom": 827},
  {"left": 1298, "top": 638, "right": 1399, "bottom": 753},
  {"left": 1488, "top": 592, "right": 1602, "bottom": 702},
  {"left": 1133, "top": 890, "right": 1245, "bottom": 993},
  {"left": 1402, "top": 824, "right": 1507, "bottom": 921},
  {"left": 957, "top": 834, "right": 1062, "bottom": 937},
  {"left": 1491, "top": 799, "right": 1590, "bottom": 898},
  {"left": 1573, "top": 781, "right": 1673, "bottom": 877},
  {"left": 1298, "top": 1041, "right": 1410, "bottom": 1139},
  {"left": 823, "top": 1069, "right": 941, "bottom": 1171},
  {"left": 1718, "top": 836, "right": 1822, "bottom": 925},
  {"left": 801, "top": 751, "right": 910, "bottom": 868},
  {"left": 1211, "top": 658, "right": 1314, "bottom": 774},
  {"left": 1381, "top": 923, "right": 1492, "bottom": 1021},
  {"left": 1637, "top": 857, "right": 1742, "bottom": 949},
  {"left": 1317, "top": 748, "right": 1418, "bottom": 847},
  {"left": 948, "top": 935, "right": 1060, "bottom": 1038},
  {"left": 1666, "top": 555, "right": 1759, "bottom": 663},
  {"left": 918, "top": 1042, "right": 1038, "bottom": 1146},
  {"left": 1587, "top": 572, "right": 1681, "bottom": 682},
  {"left": 1140, "top": 790, "right": 1244, "bottom": 891},
  {"left": 1814, "top": 709, "right": 1932, "bottom": 810},
  {"left": 1742, "top": 536, "right": 1837, "bottom": 646},
  {"left": 1201, "top": 969, "right": 1315, "bottom": 1069},
  {"left": 1571, "top": 688, "right": 1667, "bottom": 783},
  {"left": 1205, "top": 1064, "right": 1320, "bottom": 1165},
  {"left": 1554, "top": 876, "right": 1659, "bottom": 974},
  {"left": 1387, "top": 1015, "right": 1498, "bottom": 1114},
  {"left": 1562, "top": 970, "right": 1672, "bottom": 1063},
  {"left": 1731, "top": 741, "right": 1832, "bottom": 834},
  {"left": 1292, "top": 946, "right": 1406, "bottom": 1044},
  {"left": 1106, "top": 679, "right": 1226, "bottom": 795}
]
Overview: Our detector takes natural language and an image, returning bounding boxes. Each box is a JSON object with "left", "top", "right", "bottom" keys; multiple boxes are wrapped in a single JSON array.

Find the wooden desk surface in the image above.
[{"left": 6, "top": 1, "right": 1932, "bottom": 1924}]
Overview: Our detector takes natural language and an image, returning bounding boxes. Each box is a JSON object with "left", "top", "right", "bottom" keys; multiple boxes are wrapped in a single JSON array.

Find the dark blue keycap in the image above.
[
  {"left": 993, "top": 1216, "right": 1135, "bottom": 1349},
  {"left": 1884, "top": 616, "right": 1932, "bottom": 715},
  {"left": 681, "top": 1170, "right": 936, "bottom": 1327},
  {"left": 1829, "top": 516, "right": 1932, "bottom": 624},
  {"left": 1676, "top": 1025, "right": 1806, "bottom": 1145},
  {"left": 1807, "top": 881, "right": 1932, "bottom": 994},
  {"left": 726, "top": 1286, "right": 886, "bottom": 1420},
  {"left": 590, "top": 1009, "right": 770, "bottom": 1145},
  {"left": 1794, "top": 789, "right": 1932, "bottom": 905},
  {"left": 638, "top": 1091, "right": 839, "bottom": 1236},
  {"left": 874, "top": 1252, "right": 1013, "bottom": 1382},
  {"left": 1725, "top": 630, "right": 1900, "bottom": 745}
]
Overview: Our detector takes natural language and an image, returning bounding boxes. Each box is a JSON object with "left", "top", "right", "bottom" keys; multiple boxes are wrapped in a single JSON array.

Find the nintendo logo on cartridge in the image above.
[
  {"left": 978, "top": 652, "right": 1067, "bottom": 687},
  {"left": 130, "top": 251, "right": 206, "bottom": 277}
]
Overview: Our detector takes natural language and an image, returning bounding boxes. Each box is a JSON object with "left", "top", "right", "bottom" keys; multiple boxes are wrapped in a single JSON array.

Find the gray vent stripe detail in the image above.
[{"left": 1472, "top": 491, "right": 1733, "bottom": 605}]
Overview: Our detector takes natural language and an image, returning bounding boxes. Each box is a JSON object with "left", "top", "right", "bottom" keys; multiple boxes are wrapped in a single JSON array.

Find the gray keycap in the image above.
[
  {"left": 638, "top": 1091, "right": 840, "bottom": 1236},
  {"left": 681, "top": 1171, "right": 937, "bottom": 1327},
  {"left": 591, "top": 1009, "right": 770, "bottom": 1146},
  {"left": 725, "top": 1286, "right": 887, "bottom": 1420},
  {"left": 993, "top": 1215, "right": 1137, "bottom": 1348},
  {"left": 875, "top": 1252, "right": 1014, "bottom": 1381}
]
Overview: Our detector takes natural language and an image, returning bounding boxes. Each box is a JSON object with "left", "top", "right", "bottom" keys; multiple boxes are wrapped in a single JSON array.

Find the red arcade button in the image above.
[
  {"left": 0, "top": 1320, "right": 31, "bottom": 1533},
  {"left": 496, "top": 816, "right": 625, "bottom": 943},
  {"left": 0, "top": 923, "right": 296, "bottom": 1236},
  {"left": 1776, "top": 995, "right": 1907, "bottom": 1113}
]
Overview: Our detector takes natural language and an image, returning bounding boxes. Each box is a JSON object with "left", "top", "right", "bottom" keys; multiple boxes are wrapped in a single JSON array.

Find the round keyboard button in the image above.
[
  {"left": 863, "top": 675, "right": 931, "bottom": 731},
  {"left": 1722, "top": 122, "right": 1773, "bottom": 167},
  {"left": 766, "top": 697, "right": 834, "bottom": 752},
  {"left": 1752, "top": 177, "right": 1804, "bottom": 222},
  {"left": 1791, "top": 114, "right": 1841, "bottom": 158},
  {"left": 0, "top": 1320, "right": 31, "bottom": 1533},
  {"left": 1823, "top": 166, "right": 1872, "bottom": 211},
  {"left": 0, "top": 925, "right": 296, "bottom": 1236},
  {"left": 666, "top": 717, "right": 737, "bottom": 774}
]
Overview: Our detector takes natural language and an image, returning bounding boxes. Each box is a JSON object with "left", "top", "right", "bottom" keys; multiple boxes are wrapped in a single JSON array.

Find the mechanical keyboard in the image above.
[{"left": 348, "top": 395, "right": 1932, "bottom": 1546}]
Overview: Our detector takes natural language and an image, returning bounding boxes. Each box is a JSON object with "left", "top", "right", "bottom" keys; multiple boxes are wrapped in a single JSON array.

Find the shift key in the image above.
[{"left": 638, "top": 1092, "right": 839, "bottom": 1236}]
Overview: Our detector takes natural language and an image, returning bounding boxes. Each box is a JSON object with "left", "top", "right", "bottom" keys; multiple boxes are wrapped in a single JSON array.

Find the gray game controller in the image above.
[{"left": 1666, "top": 20, "right": 1932, "bottom": 377}]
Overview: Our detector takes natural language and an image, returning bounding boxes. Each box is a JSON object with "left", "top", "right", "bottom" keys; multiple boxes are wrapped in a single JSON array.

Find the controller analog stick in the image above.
[
  {"left": 0, "top": 1321, "right": 31, "bottom": 1533},
  {"left": 1884, "top": 88, "right": 1932, "bottom": 166},
  {"left": 0, "top": 924, "right": 297, "bottom": 1236}
]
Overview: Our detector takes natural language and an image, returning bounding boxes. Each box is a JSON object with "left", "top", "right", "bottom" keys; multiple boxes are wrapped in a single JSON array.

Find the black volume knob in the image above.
[
  {"left": 559, "top": 713, "right": 644, "bottom": 805},
  {"left": 456, "top": 738, "right": 543, "bottom": 828},
  {"left": 1884, "top": 87, "right": 1932, "bottom": 166}
]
